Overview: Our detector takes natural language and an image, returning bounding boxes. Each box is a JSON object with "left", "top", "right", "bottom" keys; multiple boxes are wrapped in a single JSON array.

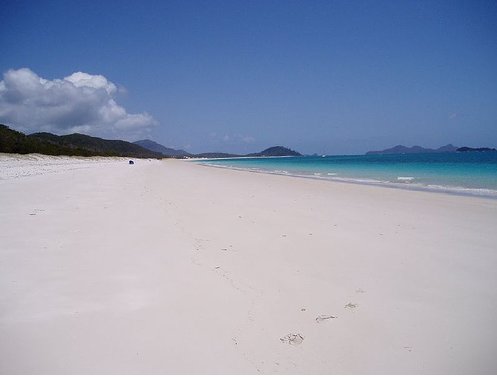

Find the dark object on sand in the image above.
[{"left": 129, "top": 160, "right": 134, "bottom": 165}]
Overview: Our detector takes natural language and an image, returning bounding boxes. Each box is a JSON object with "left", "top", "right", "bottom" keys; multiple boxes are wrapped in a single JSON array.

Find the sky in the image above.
[{"left": 1, "top": 0, "right": 496, "bottom": 155}]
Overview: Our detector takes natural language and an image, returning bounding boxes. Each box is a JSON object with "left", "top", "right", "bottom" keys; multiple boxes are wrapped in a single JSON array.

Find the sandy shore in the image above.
[{"left": 1, "top": 154, "right": 497, "bottom": 374}]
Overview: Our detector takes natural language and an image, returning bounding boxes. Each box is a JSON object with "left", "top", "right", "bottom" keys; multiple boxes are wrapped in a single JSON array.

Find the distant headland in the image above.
[
  {"left": 366, "top": 144, "right": 496, "bottom": 155},
  {"left": 0, "top": 125, "right": 301, "bottom": 159},
  {"left": 133, "top": 140, "right": 302, "bottom": 158},
  {"left": 456, "top": 146, "right": 496, "bottom": 152}
]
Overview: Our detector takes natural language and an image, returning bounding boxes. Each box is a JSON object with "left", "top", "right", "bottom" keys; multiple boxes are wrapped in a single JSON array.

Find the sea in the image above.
[{"left": 196, "top": 152, "right": 497, "bottom": 198}]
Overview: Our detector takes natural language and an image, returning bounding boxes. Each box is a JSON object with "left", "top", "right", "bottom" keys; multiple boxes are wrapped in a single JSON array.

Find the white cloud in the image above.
[
  {"left": 0, "top": 68, "right": 157, "bottom": 140},
  {"left": 64, "top": 72, "right": 117, "bottom": 94}
]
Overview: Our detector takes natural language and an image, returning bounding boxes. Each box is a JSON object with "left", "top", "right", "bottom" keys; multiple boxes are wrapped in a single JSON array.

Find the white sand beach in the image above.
[{"left": 1, "top": 154, "right": 497, "bottom": 374}]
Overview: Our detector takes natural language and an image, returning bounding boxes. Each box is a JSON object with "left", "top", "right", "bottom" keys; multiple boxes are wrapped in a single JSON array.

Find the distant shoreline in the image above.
[
  {"left": 194, "top": 153, "right": 497, "bottom": 199},
  {"left": 194, "top": 160, "right": 497, "bottom": 199}
]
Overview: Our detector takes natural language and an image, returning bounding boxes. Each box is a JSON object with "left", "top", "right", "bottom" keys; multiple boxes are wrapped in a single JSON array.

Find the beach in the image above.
[{"left": 1, "top": 154, "right": 497, "bottom": 374}]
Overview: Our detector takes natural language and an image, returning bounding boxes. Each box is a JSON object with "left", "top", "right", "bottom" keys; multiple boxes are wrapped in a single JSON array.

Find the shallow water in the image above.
[{"left": 196, "top": 152, "right": 497, "bottom": 198}]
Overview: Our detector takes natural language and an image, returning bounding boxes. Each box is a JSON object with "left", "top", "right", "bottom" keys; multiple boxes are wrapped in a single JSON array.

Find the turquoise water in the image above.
[{"left": 197, "top": 152, "right": 497, "bottom": 197}]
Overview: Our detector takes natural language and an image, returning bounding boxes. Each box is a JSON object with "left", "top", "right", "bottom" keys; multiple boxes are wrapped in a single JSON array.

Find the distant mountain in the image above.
[
  {"left": 457, "top": 146, "right": 496, "bottom": 152},
  {"left": 194, "top": 152, "right": 242, "bottom": 158},
  {"left": 1, "top": 125, "right": 302, "bottom": 159},
  {"left": 134, "top": 139, "right": 191, "bottom": 157},
  {"left": 436, "top": 144, "right": 459, "bottom": 153},
  {"left": 0, "top": 125, "right": 162, "bottom": 158},
  {"left": 194, "top": 146, "right": 301, "bottom": 158},
  {"left": 247, "top": 146, "right": 302, "bottom": 157},
  {"left": 193, "top": 146, "right": 301, "bottom": 158},
  {"left": 366, "top": 144, "right": 458, "bottom": 155}
]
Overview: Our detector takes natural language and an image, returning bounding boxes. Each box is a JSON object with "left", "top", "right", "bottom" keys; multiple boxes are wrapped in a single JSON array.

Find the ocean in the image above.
[{"left": 196, "top": 152, "right": 497, "bottom": 198}]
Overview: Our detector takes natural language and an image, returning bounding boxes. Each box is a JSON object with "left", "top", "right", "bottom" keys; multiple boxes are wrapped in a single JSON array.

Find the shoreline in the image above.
[
  {"left": 1, "top": 156, "right": 497, "bottom": 373},
  {"left": 194, "top": 160, "right": 497, "bottom": 200}
]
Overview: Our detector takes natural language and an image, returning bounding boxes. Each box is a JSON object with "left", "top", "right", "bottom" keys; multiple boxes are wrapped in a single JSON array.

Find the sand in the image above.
[{"left": 1, "top": 154, "right": 497, "bottom": 374}]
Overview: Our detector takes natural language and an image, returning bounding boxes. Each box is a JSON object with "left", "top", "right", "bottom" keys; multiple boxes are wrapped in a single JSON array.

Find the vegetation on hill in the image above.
[
  {"left": 1, "top": 124, "right": 302, "bottom": 159},
  {"left": 247, "top": 146, "right": 302, "bottom": 157},
  {"left": 0, "top": 125, "right": 162, "bottom": 158}
]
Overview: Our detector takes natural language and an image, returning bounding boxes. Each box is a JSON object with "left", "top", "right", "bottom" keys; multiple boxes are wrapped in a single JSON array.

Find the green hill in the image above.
[
  {"left": 0, "top": 125, "right": 162, "bottom": 158},
  {"left": 247, "top": 146, "right": 302, "bottom": 157},
  {"left": 1, "top": 124, "right": 302, "bottom": 159}
]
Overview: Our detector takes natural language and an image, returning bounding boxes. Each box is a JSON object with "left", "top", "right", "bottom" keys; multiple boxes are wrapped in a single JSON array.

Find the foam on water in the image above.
[{"left": 196, "top": 152, "right": 497, "bottom": 198}]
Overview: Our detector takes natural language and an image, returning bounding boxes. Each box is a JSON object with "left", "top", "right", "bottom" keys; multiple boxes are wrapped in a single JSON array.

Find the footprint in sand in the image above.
[
  {"left": 280, "top": 333, "right": 304, "bottom": 345},
  {"left": 344, "top": 302, "right": 358, "bottom": 310},
  {"left": 315, "top": 315, "right": 336, "bottom": 323}
]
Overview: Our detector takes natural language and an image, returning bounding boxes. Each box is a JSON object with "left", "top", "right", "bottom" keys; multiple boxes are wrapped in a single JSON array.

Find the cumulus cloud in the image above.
[{"left": 0, "top": 68, "right": 157, "bottom": 140}]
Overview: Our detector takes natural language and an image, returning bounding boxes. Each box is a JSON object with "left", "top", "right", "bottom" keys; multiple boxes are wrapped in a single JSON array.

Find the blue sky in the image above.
[{"left": 1, "top": 0, "right": 496, "bottom": 154}]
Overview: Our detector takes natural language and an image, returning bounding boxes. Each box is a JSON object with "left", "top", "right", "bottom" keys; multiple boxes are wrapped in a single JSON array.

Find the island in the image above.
[
  {"left": 366, "top": 144, "right": 458, "bottom": 155},
  {"left": 457, "top": 147, "right": 496, "bottom": 152}
]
